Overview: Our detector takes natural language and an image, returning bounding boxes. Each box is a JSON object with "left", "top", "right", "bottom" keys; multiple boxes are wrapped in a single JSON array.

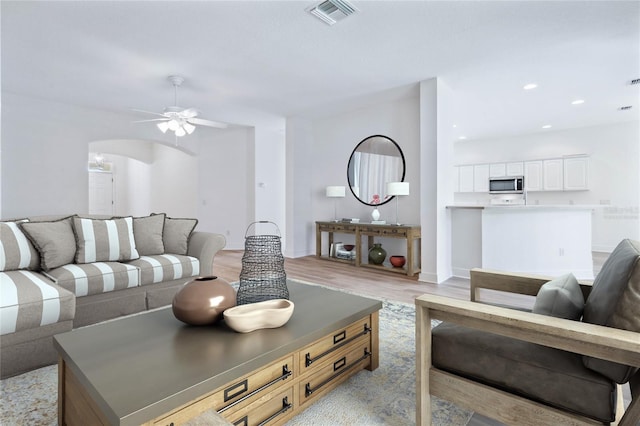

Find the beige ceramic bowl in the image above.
[{"left": 223, "top": 299, "right": 294, "bottom": 333}]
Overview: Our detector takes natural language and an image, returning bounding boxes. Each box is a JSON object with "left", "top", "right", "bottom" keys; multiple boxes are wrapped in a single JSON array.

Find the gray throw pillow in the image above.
[
  {"left": 132, "top": 214, "right": 165, "bottom": 256},
  {"left": 156, "top": 215, "right": 198, "bottom": 255},
  {"left": 532, "top": 273, "right": 584, "bottom": 320},
  {"left": 583, "top": 239, "right": 640, "bottom": 383},
  {"left": 19, "top": 216, "right": 77, "bottom": 271}
]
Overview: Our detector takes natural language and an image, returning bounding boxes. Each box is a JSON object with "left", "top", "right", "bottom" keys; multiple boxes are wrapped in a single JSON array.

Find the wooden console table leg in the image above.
[
  {"left": 58, "top": 358, "right": 65, "bottom": 426},
  {"left": 407, "top": 234, "right": 414, "bottom": 276},
  {"left": 315, "top": 223, "right": 322, "bottom": 257}
]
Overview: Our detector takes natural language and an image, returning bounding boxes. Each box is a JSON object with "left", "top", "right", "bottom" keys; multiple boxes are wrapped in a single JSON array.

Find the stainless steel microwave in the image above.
[{"left": 489, "top": 176, "right": 524, "bottom": 193}]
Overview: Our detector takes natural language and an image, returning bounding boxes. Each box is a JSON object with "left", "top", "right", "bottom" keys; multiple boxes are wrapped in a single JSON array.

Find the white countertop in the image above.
[{"left": 447, "top": 204, "right": 599, "bottom": 210}]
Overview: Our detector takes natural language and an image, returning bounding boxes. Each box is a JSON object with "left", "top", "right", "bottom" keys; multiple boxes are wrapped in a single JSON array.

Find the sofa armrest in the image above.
[
  {"left": 470, "top": 268, "right": 593, "bottom": 303},
  {"left": 187, "top": 232, "right": 226, "bottom": 276},
  {"left": 416, "top": 293, "right": 640, "bottom": 366}
]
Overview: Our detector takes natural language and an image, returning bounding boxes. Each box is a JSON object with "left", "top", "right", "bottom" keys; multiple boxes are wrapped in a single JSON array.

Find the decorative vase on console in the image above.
[
  {"left": 371, "top": 208, "right": 380, "bottom": 221},
  {"left": 368, "top": 243, "right": 387, "bottom": 265}
]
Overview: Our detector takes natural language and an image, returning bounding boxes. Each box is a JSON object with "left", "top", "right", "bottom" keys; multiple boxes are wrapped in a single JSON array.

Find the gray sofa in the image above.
[{"left": 0, "top": 213, "right": 226, "bottom": 378}]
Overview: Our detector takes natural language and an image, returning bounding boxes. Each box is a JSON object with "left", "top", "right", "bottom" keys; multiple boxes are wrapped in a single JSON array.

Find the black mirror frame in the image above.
[{"left": 346, "top": 134, "right": 406, "bottom": 207}]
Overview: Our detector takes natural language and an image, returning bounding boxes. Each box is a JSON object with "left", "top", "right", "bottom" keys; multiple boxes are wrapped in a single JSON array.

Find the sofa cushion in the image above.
[
  {"left": 19, "top": 216, "right": 77, "bottom": 272},
  {"left": 44, "top": 262, "right": 140, "bottom": 297},
  {"left": 0, "top": 221, "right": 40, "bottom": 272},
  {"left": 73, "top": 217, "right": 139, "bottom": 264},
  {"left": 532, "top": 273, "right": 584, "bottom": 320},
  {"left": 432, "top": 322, "right": 617, "bottom": 423},
  {"left": 0, "top": 270, "right": 75, "bottom": 335},
  {"left": 132, "top": 214, "right": 165, "bottom": 256},
  {"left": 127, "top": 254, "right": 199, "bottom": 286},
  {"left": 583, "top": 239, "right": 640, "bottom": 383},
  {"left": 156, "top": 215, "right": 198, "bottom": 255}
]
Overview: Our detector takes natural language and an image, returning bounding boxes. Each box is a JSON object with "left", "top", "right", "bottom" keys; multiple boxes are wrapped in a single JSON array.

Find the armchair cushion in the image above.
[
  {"left": 532, "top": 273, "right": 584, "bottom": 320},
  {"left": 583, "top": 239, "right": 640, "bottom": 383},
  {"left": 432, "top": 322, "right": 617, "bottom": 423}
]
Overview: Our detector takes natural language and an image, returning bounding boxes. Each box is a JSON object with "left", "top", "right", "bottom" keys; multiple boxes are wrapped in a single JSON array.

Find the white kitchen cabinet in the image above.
[
  {"left": 524, "top": 161, "right": 543, "bottom": 191},
  {"left": 543, "top": 159, "right": 563, "bottom": 191},
  {"left": 453, "top": 166, "right": 460, "bottom": 192},
  {"left": 489, "top": 163, "right": 506, "bottom": 177},
  {"left": 506, "top": 161, "right": 524, "bottom": 176},
  {"left": 563, "top": 156, "right": 589, "bottom": 191},
  {"left": 473, "top": 164, "right": 490, "bottom": 192},
  {"left": 458, "top": 165, "right": 474, "bottom": 192}
]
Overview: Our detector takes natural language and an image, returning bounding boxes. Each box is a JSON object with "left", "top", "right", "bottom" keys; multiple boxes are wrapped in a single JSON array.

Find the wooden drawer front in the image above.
[
  {"left": 154, "top": 355, "right": 293, "bottom": 425},
  {"left": 228, "top": 386, "right": 294, "bottom": 426},
  {"left": 318, "top": 223, "right": 356, "bottom": 233},
  {"left": 299, "top": 316, "right": 371, "bottom": 375},
  {"left": 361, "top": 226, "right": 409, "bottom": 237},
  {"left": 299, "top": 339, "right": 371, "bottom": 406}
]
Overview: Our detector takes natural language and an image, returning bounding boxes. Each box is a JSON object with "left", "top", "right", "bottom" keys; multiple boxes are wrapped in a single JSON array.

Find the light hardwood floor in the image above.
[{"left": 213, "top": 250, "right": 617, "bottom": 426}]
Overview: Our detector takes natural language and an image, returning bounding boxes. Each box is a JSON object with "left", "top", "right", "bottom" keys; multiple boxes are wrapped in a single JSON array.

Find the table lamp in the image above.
[
  {"left": 326, "top": 186, "right": 346, "bottom": 222},
  {"left": 386, "top": 182, "right": 410, "bottom": 225}
]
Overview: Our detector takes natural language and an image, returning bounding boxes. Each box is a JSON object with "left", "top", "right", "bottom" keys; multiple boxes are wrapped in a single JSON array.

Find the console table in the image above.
[{"left": 315, "top": 221, "right": 421, "bottom": 277}]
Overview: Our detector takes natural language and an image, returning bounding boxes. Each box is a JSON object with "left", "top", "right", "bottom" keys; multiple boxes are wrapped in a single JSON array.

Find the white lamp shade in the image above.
[
  {"left": 183, "top": 122, "right": 196, "bottom": 134},
  {"left": 387, "top": 182, "right": 410, "bottom": 196},
  {"left": 157, "top": 121, "right": 169, "bottom": 133},
  {"left": 326, "top": 186, "right": 346, "bottom": 197}
]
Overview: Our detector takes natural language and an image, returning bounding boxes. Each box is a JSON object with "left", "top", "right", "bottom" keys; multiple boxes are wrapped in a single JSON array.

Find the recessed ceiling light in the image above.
[
  {"left": 542, "top": 125, "right": 552, "bottom": 129},
  {"left": 459, "top": 136, "right": 467, "bottom": 140},
  {"left": 452, "top": 124, "right": 457, "bottom": 128},
  {"left": 523, "top": 83, "right": 538, "bottom": 90},
  {"left": 571, "top": 99, "right": 585, "bottom": 105}
]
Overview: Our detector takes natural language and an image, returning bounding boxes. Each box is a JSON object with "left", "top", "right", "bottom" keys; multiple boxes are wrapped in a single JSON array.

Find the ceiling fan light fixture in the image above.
[
  {"left": 167, "top": 119, "right": 180, "bottom": 131},
  {"left": 175, "top": 126, "right": 186, "bottom": 137},
  {"left": 183, "top": 122, "right": 196, "bottom": 134},
  {"left": 157, "top": 121, "right": 169, "bottom": 133}
]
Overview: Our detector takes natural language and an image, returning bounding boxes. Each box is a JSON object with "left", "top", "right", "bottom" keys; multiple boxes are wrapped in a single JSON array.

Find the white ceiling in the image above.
[{"left": 2, "top": 1, "right": 639, "bottom": 141}]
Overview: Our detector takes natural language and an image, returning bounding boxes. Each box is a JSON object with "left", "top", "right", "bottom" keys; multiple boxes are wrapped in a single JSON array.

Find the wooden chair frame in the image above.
[{"left": 416, "top": 268, "right": 640, "bottom": 426}]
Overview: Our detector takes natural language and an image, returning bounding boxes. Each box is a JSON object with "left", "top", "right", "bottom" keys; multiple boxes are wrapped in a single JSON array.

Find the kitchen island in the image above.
[{"left": 448, "top": 205, "right": 595, "bottom": 280}]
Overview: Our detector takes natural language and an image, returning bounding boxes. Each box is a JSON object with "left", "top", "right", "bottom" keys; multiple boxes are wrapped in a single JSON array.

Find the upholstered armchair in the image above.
[{"left": 416, "top": 239, "right": 640, "bottom": 425}]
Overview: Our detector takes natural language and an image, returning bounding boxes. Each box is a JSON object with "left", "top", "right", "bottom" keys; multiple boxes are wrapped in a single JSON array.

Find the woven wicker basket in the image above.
[{"left": 237, "top": 221, "right": 288, "bottom": 305}]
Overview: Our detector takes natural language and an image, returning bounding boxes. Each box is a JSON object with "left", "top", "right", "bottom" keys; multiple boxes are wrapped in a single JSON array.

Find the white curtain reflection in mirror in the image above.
[{"left": 352, "top": 152, "right": 402, "bottom": 204}]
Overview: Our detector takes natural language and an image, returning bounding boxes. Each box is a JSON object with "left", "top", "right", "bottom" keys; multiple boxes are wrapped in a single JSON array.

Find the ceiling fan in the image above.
[{"left": 133, "top": 75, "right": 228, "bottom": 138}]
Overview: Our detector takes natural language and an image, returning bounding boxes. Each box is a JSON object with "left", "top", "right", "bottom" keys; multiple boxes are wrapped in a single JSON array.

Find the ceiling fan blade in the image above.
[
  {"left": 133, "top": 118, "right": 169, "bottom": 123},
  {"left": 181, "top": 108, "right": 199, "bottom": 118},
  {"left": 188, "top": 117, "right": 228, "bottom": 129},
  {"left": 131, "top": 108, "right": 168, "bottom": 118}
]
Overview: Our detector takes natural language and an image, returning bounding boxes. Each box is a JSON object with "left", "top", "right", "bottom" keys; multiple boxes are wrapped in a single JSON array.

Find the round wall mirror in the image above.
[{"left": 347, "top": 135, "right": 406, "bottom": 206}]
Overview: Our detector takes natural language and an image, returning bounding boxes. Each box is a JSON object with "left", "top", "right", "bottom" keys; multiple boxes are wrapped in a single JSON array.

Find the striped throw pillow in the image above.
[
  {"left": 74, "top": 217, "right": 139, "bottom": 264},
  {"left": 0, "top": 221, "right": 40, "bottom": 272}
]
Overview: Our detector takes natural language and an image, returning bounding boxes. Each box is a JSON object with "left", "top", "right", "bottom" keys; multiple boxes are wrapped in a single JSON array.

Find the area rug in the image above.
[{"left": 0, "top": 292, "right": 472, "bottom": 425}]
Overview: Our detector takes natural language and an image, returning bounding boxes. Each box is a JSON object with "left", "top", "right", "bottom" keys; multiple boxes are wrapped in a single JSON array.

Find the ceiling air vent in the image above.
[
  {"left": 631, "top": 78, "right": 640, "bottom": 85},
  {"left": 308, "top": 0, "right": 358, "bottom": 26},
  {"left": 620, "top": 106, "right": 633, "bottom": 111}
]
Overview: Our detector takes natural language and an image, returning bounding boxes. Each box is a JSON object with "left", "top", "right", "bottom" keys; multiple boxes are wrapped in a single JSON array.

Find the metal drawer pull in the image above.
[
  {"left": 333, "top": 330, "right": 346, "bottom": 344},
  {"left": 305, "top": 324, "right": 371, "bottom": 367},
  {"left": 305, "top": 348, "right": 371, "bottom": 396},
  {"left": 218, "top": 365, "right": 292, "bottom": 414},
  {"left": 257, "top": 396, "right": 293, "bottom": 426},
  {"left": 233, "top": 417, "right": 248, "bottom": 426}
]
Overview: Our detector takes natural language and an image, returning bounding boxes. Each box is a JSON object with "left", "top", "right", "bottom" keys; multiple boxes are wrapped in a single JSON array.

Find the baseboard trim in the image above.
[{"left": 452, "top": 267, "right": 471, "bottom": 279}]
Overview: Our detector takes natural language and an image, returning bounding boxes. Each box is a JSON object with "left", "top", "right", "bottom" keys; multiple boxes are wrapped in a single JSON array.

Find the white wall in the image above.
[
  {"left": 197, "top": 128, "right": 253, "bottom": 249},
  {"left": 303, "top": 94, "right": 421, "bottom": 257},
  {"left": 149, "top": 144, "right": 198, "bottom": 218},
  {"left": 454, "top": 121, "right": 640, "bottom": 251}
]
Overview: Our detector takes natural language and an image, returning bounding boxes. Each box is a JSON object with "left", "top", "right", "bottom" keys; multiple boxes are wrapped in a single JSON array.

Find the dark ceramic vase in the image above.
[
  {"left": 172, "top": 276, "right": 237, "bottom": 325},
  {"left": 368, "top": 243, "right": 387, "bottom": 265}
]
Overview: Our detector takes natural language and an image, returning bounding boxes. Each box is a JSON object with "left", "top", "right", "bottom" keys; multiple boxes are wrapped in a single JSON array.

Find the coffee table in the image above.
[{"left": 54, "top": 279, "right": 381, "bottom": 425}]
